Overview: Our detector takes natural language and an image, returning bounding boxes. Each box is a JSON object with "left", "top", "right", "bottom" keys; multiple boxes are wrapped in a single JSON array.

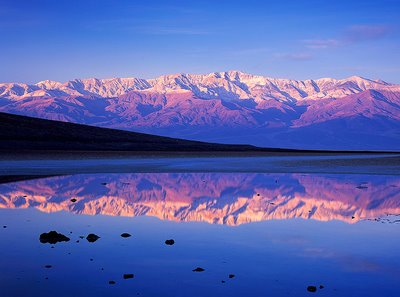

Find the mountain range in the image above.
[{"left": 1, "top": 71, "right": 400, "bottom": 150}]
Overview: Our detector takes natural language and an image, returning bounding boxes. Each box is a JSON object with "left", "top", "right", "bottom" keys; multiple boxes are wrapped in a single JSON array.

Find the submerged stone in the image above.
[
  {"left": 86, "top": 233, "right": 100, "bottom": 243},
  {"left": 109, "top": 280, "right": 116, "bottom": 285},
  {"left": 70, "top": 198, "right": 77, "bottom": 202},
  {"left": 229, "top": 274, "right": 235, "bottom": 278},
  {"left": 192, "top": 267, "right": 205, "bottom": 272},
  {"left": 39, "top": 231, "right": 70, "bottom": 244},
  {"left": 165, "top": 239, "right": 175, "bottom": 245},
  {"left": 121, "top": 233, "right": 131, "bottom": 238},
  {"left": 44, "top": 265, "right": 52, "bottom": 268}
]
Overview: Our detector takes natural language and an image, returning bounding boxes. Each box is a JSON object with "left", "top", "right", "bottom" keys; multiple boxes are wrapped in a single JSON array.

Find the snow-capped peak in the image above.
[{"left": 0, "top": 71, "right": 398, "bottom": 101}]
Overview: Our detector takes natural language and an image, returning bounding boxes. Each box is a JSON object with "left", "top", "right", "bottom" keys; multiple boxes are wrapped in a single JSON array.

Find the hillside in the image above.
[{"left": 0, "top": 112, "right": 270, "bottom": 152}]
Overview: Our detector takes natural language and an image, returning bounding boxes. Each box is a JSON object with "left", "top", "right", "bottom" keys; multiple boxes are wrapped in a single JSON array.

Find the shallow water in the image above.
[
  {"left": 1, "top": 154, "right": 400, "bottom": 175},
  {"left": 0, "top": 169, "right": 399, "bottom": 296}
]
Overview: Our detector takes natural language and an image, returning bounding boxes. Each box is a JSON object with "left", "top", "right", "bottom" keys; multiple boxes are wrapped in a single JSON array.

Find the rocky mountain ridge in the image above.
[{"left": 1, "top": 71, "right": 400, "bottom": 150}]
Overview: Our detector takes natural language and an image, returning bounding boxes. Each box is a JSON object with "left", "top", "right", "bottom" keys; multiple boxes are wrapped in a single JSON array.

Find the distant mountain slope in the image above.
[{"left": 1, "top": 71, "right": 400, "bottom": 150}]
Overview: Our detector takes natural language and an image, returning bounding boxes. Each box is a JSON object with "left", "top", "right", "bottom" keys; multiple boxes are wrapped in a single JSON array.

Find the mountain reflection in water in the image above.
[{"left": 0, "top": 173, "right": 399, "bottom": 225}]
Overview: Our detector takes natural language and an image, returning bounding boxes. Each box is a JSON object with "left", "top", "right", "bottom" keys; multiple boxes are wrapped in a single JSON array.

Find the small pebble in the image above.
[
  {"left": 165, "top": 239, "right": 175, "bottom": 245},
  {"left": 123, "top": 274, "right": 134, "bottom": 279},
  {"left": 307, "top": 286, "right": 317, "bottom": 293},
  {"left": 86, "top": 234, "right": 100, "bottom": 243}
]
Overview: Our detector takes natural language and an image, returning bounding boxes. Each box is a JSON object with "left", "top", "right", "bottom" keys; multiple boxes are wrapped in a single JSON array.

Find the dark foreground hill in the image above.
[
  {"left": 0, "top": 112, "right": 272, "bottom": 152},
  {"left": 1, "top": 112, "right": 398, "bottom": 155}
]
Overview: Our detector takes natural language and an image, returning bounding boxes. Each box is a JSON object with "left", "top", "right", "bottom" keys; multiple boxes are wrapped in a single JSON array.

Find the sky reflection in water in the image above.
[{"left": 0, "top": 172, "right": 399, "bottom": 297}]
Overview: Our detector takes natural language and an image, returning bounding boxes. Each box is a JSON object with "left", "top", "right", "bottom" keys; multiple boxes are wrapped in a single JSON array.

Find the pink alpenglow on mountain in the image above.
[{"left": 1, "top": 71, "right": 400, "bottom": 150}]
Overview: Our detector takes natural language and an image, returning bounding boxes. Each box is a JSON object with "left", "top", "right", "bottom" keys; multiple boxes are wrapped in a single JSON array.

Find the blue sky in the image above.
[{"left": 1, "top": 0, "right": 400, "bottom": 83}]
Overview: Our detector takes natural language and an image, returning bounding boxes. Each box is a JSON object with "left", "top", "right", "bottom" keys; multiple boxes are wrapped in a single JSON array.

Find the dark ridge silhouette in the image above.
[
  {"left": 0, "top": 112, "right": 268, "bottom": 152},
  {"left": 0, "top": 112, "right": 397, "bottom": 154}
]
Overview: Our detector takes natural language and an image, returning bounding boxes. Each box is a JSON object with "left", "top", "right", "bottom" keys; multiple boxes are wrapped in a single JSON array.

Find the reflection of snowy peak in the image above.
[
  {"left": 1, "top": 71, "right": 400, "bottom": 150},
  {"left": 0, "top": 173, "right": 399, "bottom": 226}
]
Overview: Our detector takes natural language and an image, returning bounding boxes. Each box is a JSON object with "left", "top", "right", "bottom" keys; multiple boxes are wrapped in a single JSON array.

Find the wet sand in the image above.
[{"left": 0, "top": 153, "right": 400, "bottom": 176}]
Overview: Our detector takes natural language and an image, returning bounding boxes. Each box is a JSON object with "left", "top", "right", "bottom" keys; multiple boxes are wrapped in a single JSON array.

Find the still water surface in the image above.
[{"left": 0, "top": 171, "right": 399, "bottom": 296}]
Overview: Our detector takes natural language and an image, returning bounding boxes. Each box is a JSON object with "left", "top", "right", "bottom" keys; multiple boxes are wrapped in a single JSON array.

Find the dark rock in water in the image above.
[
  {"left": 221, "top": 280, "right": 225, "bottom": 283},
  {"left": 257, "top": 193, "right": 260, "bottom": 196},
  {"left": 79, "top": 236, "right": 84, "bottom": 239},
  {"left": 192, "top": 267, "right": 205, "bottom": 272},
  {"left": 307, "top": 286, "right": 317, "bottom": 292},
  {"left": 165, "top": 239, "right": 175, "bottom": 245},
  {"left": 90, "top": 258, "right": 93, "bottom": 261},
  {"left": 3, "top": 226, "right": 6, "bottom": 228},
  {"left": 70, "top": 198, "right": 77, "bottom": 202},
  {"left": 319, "top": 285, "right": 324, "bottom": 289},
  {"left": 229, "top": 274, "right": 235, "bottom": 278},
  {"left": 123, "top": 274, "right": 134, "bottom": 279},
  {"left": 86, "top": 233, "right": 100, "bottom": 243},
  {"left": 101, "top": 183, "right": 107, "bottom": 185},
  {"left": 121, "top": 233, "right": 131, "bottom": 238},
  {"left": 40, "top": 231, "right": 70, "bottom": 244},
  {"left": 356, "top": 185, "right": 368, "bottom": 189},
  {"left": 109, "top": 280, "right": 116, "bottom": 285},
  {"left": 352, "top": 216, "right": 355, "bottom": 219},
  {"left": 44, "top": 265, "right": 52, "bottom": 268}
]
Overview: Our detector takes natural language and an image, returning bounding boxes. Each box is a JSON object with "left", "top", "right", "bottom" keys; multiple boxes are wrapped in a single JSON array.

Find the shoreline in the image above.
[
  {"left": 0, "top": 149, "right": 399, "bottom": 161},
  {"left": 1, "top": 153, "right": 400, "bottom": 176}
]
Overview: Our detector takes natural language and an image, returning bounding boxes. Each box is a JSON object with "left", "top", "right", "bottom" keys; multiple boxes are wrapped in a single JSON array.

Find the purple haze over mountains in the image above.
[{"left": 1, "top": 71, "right": 400, "bottom": 150}]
